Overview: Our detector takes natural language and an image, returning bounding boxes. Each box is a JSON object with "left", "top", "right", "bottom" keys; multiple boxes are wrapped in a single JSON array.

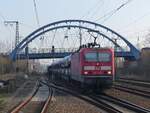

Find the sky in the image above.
[{"left": 0, "top": 0, "right": 150, "bottom": 51}]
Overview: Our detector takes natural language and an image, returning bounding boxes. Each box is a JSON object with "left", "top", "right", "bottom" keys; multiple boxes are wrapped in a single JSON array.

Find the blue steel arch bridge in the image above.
[{"left": 10, "top": 20, "right": 140, "bottom": 61}]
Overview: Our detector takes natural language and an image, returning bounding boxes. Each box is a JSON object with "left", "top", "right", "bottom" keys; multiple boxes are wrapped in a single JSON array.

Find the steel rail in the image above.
[
  {"left": 40, "top": 82, "right": 53, "bottom": 113},
  {"left": 116, "top": 78, "right": 150, "bottom": 87},
  {"left": 40, "top": 81, "right": 122, "bottom": 113},
  {"left": 44, "top": 78, "right": 150, "bottom": 113},
  {"left": 10, "top": 80, "right": 52, "bottom": 113},
  {"left": 113, "top": 84, "right": 150, "bottom": 98},
  {"left": 10, "top": 81, "right": 40, "bottom": 113},
  {"left": 96, "top": 94, "right": 150, "bottom": 113}
]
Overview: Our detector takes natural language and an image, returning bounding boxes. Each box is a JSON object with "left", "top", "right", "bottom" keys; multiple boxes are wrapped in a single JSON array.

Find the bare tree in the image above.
[
  {"left": 143, "top": 32, "right": 150, "bottom": 47},
  {"left": 0, "top": 40, "right": 12, "bottom": 53}
]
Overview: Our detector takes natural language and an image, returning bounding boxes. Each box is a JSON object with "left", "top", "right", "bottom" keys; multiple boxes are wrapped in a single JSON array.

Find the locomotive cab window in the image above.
[
  {"left": 84, "top": 52, "right": 111, "bottom": 62},
  {"left": 98, "top": 53, "right": 111, "bottom": 62},
  {"left": 84, "top": 52, "right": 97, "bottom": 61}
]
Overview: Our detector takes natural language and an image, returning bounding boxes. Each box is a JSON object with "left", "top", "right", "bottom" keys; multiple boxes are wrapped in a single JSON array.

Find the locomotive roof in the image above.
[
  {"left": 50, "top": 54, "right": 71, "bottom": 66},
  {"left": 79, "top": 47, "right": 113, "bottom": 51}
]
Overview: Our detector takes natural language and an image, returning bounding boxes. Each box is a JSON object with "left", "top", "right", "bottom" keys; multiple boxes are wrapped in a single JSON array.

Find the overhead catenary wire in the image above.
[
  {"left": 0, "top": 12, "right": 6, "bottom": 34},
  {"left": 0, "top": 12, "right": 20, "bottom": 53},
  {"left": 80, "top": 0, "right": 104, "bottom": 19},
  {"left": 32, "top": 0, "right": 46, "bottom": 49},
  {"left": 51, "top": 29, "right": 57, "bottom": 47},
  {"left": 0, "top": 11, "right": 34, "bottom": 31},
  {"left": 33, "top": 0, "right": 40, "bottom": 27},
  {"left": 0, "top": 11, "right": 6, "bottom": 21},
  {"left": 19, "top": 22, "right": 34, "bottom": 29},
  {"left": 120, "top": 10, "right": 150, "bottom": 31},
  {"left": 0, "top": 12, "right": 17, "bottom": 50},
  {"left": 95, "top": 0, "right": 133, "bottom": 23},
  {"left": 88, "top": 1, "right": 105, "bottom": 20}
]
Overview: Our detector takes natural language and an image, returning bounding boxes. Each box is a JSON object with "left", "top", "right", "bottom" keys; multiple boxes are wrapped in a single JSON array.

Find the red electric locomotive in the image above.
[{"left": 48, "top": 46, "right": 115, "bottom": 89}]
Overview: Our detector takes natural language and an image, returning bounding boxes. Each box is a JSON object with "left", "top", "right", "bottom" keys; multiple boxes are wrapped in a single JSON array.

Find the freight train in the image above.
[{"left": 48, "top": 45, "right": 115, "bottom": 89}]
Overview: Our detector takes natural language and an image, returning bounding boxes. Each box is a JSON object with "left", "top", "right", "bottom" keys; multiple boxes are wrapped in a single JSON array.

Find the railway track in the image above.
[
  {"left": 42, "top": 80, "right": 150, "bottom": 113},
  {"left": 9, "top": 80, "right": 53, "bottom": 113},
  {"left": 116, "top": 78, "right": 150, "bottom": 88},
  {"left": 95, "top": 94, "right": 150, "bottom": 113},
  {"left": 113, "top": 84, "right": 150, "bottom": 98},
  {"left": 41, "top": 81, "right": 122, "bottom": 113},
  {"left": 39, "top": 81, "right": 53, "bottom": 113}
]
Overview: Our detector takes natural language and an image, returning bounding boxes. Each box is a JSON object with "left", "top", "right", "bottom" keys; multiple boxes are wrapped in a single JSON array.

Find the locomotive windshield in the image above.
[
  {"left": 84, "top": 52, "right": 111, "bottom": 62},
  {"left": 84, "top": 52, "right": 97, "bottom": 61},
  {"left": 98, "top": 53, "right": 110, "bottom": 62}
]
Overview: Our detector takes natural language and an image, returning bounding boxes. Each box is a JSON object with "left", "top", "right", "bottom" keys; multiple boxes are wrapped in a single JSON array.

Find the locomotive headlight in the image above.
[
  {"left": 84, "top": 71, "right": 88, "bottom": 75},
  {"left": 107, "top": 71, "right": 111, "bottom": 74}
]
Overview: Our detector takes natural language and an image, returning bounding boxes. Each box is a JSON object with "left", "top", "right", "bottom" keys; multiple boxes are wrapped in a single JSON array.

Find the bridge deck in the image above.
[{"left": 15, "top": 51, "right": 136, "bottom": 60}]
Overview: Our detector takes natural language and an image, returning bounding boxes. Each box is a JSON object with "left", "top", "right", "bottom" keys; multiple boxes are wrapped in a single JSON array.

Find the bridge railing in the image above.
[
  {"left": 23, "top": 47, "right": 128, "bottom": 54},
  {"left": 27, "top": 48, "right": 78, "bottom": 54}
]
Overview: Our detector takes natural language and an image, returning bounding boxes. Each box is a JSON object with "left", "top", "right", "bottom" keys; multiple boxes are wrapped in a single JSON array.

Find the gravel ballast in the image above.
[
  {"left": 47, "top": 90, "right": 105, "bottom": 113},
  {"left": 105, "top": 88, "right": 150, "bottom": 109}
]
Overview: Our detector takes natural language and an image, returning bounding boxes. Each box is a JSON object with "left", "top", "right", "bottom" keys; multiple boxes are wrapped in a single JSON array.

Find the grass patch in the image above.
[
  {"left": 0, "top": 93, "right": 8, "bottom": 111},
  {"left": 0, "top": 100, "right": 5, "bottom": 110},
  {"left": 0, "top": 93, "right": 10, "bottom": 103},
  {"left": 0, "top": 94, "right": 8, "bottom": 99}
]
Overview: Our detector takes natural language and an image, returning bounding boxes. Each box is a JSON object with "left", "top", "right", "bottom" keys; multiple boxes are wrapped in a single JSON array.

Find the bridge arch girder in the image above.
[
  {"left": 10, "top": 20, "right": 140, "bottom": 60},
  {"left": 19, "top": 25, "right": 122, "bottom": 50}
]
